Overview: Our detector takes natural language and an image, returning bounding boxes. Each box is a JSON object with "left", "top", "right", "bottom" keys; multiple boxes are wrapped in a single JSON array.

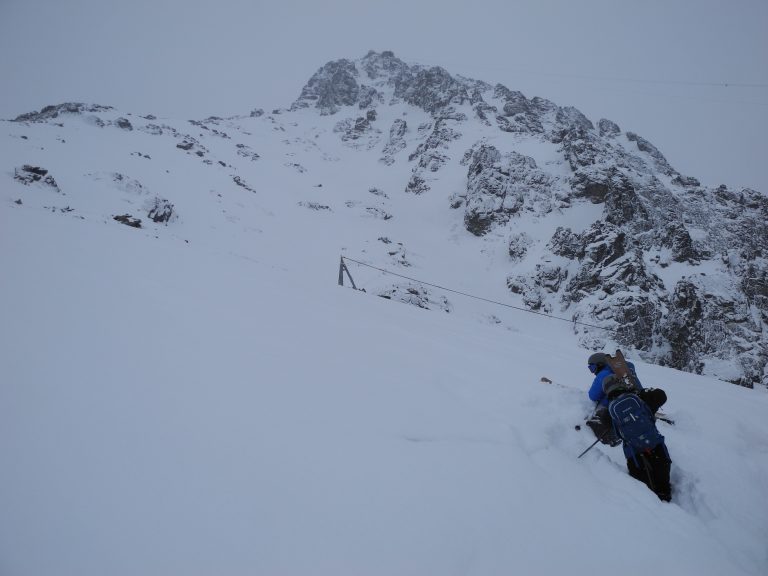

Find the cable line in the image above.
[{"left": 341, "top": 256, "right": 615, "bottom": 333}]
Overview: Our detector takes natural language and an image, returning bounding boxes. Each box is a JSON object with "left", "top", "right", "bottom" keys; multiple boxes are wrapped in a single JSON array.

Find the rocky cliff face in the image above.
[{"left": 287, "top": 51, "right": 766, "bottom": 388}]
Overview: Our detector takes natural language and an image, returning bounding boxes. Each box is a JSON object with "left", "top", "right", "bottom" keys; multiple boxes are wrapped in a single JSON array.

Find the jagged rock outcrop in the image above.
[
  {"left": 598, "top": 118, "right": 621, "bottom": 138},
  {"left": 661, "top": 275, "right": 764, "bottom": 387},
  {"left": 113, "top": 214, "right": 142, "bottom": 228},
  {"left": 115, "top": 117, "right": 133, "bottom": 131},
  {"left": 147, "top": 197, "right": 175, "bottom": 224},
  {"left": 626, "top": 131, "right": 677, "bottom": 177},
  {"left": 380, "top": 119, "right": 408, "bottom": 165},
  {"left": 12, "top": 102, "right": 114, "bottom": 122},
  {"left": 404, "top": 110, "right": 464, "bottom": 193},
  {"left": 457, "top": 144, "right": 555, "bottom": 235},
  {"left": 292, "top": 51, "right": 480, "bottom": 119},
  {"left": 14, "top": 165, "right": 60, "bottom": 192},
  {"left": 334, "top": 115, "right": 380, "bottom": 148},
  {"left": 395, "top": 66, "right": 471, "bottom": 114},
  {"left": 291, "top": 59, "right": 361, "bottom": 115},
  {"left": 508, "top": 232, "right": 534, "bottom": 262}
]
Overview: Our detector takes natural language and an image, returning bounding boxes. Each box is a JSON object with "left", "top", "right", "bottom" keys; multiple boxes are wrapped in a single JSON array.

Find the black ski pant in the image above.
[{"left": 627, "top": 443, "right": 672, "bottom": 502}]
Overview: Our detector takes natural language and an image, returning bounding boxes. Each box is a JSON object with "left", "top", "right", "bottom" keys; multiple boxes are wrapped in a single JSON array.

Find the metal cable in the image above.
[{"left": 342, "top": 256, "right": 615, "bottom": 333}]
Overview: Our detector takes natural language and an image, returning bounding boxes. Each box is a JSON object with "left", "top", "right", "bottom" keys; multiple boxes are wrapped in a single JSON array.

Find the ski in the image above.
[{"left": 605, "top": 349, "right": 640, "bottom": 391}]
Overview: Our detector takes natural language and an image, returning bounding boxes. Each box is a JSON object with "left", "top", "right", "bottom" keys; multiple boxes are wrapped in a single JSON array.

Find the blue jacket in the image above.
[{"left": 588, "top": 362, "right": 643, "bottom": 407}]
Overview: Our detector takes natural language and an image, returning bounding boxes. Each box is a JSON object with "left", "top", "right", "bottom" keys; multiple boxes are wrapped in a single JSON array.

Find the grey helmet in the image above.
[
  {"left": 588, "top": 352, "right": 608, "bottom": 373},
  {"left": 602, "top": 374, "right": 630, "bottom": 397}
]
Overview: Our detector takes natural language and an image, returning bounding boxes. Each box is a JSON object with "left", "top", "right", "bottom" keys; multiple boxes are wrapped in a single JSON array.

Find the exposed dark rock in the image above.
[
  {"left": 536, "top": 264, "right": 568, "bottom": 293},
  {"left": 602, "top": 171, "right": 651, "bottom": 229},
  {"left": 509, "top": 266, "right": 568, "bottom": 312},
  {"left": 661, "top": 222, "right": 700, "bottom": 263},
  {"left": 292, "top": 59, "right": 360, "bottom": 115},
  {"left": 113, "top": 214, "right": 142, "bottom": 228},
  {"left": 555, "top": 106, "right": 594, "bottom": 133},
  {"left": 380, "top": 119, "right": 408, "bottom": 165},
  {"left": 741, "top": 261, "right": 768, "bottom": 313},
  {"left": 496, "top": 113, "right": 544, "bottom": 135},
  {"left": 147, "top": 198, "right": 174, "bottom": 224},
  {"left": 335, "top": 116, "right": 377, "bottom": 143},
  {"left": 492, "top": 85, "right": 551, "bottom": 135},
  {"left": 626, "top": 131, "right": 676, "bottom": 177},
  {"left": 12, "top": 102, "right": 113, "bottom": 123},
  {"left": 377, "top": 284, "right": 451, "bottom": 312},
  {"left": 365, "top": 207, "right": 392, "bottom": 220},
  {"left": 565, "top": 226, "right": 623, "bottom": 295},
  {"left": 405, "top": 173, "right": 429, "bottom": 195},
  {"left": 174, "top": 136, "right": 208, "bottom": 157},
  {"left": 598, "top": 118, "right": 621, "bottom": 137},
  {"left": 404, "top": 113, "right": 463, "bottom": 193},
  {"left": 232, "top": 175, "right": 256, "bottom": 193},
  {"left": 672, "top": 174, "right": 700, "bottom": 187},
  {"left": 461, "top": 144, "right": 554, "bottom": 235},
  {"left": 548, "top": 227, "right": 584, "bottom": 259},
  {"left": 499, "top": 89, "right": 530, "bottom": 117},
  {"left": 360, "top": 50, "right": 410, "bottom": 82},
  {"left": 14, "top": 165, "right": 60, "bottom": 191},
  {"left": 18, "top": 165, "right": 47, "bottom": 178},
  {"left": 395, "top": 66, "right": 470, "bottom": 115},
  {"left": 661, "top": 277, "right": 765, "bottom": 387},
  {"left": 560, "top": 127, "right": 605, "bottom": 170},
  {"left": 235, "top": 143, "right": 260, "bottom": 161},
  {"left": 299, "top": 202, "right": 330, "bottom": 211},
  {"left": 661, "top": 279, "right": 704, "bottom": 373},
  {"left": 358, "top": 86, "right": 382, "bottom": 110},
  {"left": 250, "top": 108, "right": 264, "bottom": 117},
  {"left": 115, "top": 117, "right": 133, "bottom": 130},
  {"left": 473, "top": 101, "right": 496, "bottom": 125},
  {"left": 508, "top": 232, "right": 533, "bottom": 262},
  {"left": 507, "top": 275, "right": 546, "bottom": 311}
]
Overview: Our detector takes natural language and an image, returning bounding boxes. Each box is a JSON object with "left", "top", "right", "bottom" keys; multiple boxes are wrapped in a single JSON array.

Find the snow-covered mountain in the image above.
[
  {"left": 4, "top": 50, "right": 765, "bottom": 389},
  {"left": 2, "top": 51, "right": 768, "bottom": 575}
]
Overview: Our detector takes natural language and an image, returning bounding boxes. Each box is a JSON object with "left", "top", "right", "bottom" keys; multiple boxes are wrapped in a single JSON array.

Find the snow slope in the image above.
[{"left": 1, "top": 101, "right": 768, "bottom": 575}]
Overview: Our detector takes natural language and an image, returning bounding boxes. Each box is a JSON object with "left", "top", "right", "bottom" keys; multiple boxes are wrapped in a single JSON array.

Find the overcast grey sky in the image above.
[{"left": 2, "top": 0, "right": 766, "bottom": 190}]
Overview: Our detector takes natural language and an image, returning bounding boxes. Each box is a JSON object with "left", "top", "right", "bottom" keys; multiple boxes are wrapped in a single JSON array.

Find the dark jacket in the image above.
[{"left": 608, "top": 391, "right": 665, "bottom": 461}]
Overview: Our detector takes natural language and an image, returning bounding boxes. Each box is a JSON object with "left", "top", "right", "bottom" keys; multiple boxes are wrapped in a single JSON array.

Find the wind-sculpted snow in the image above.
[{"left": 3, "top": 50, "right": 766, "bottom": 388}]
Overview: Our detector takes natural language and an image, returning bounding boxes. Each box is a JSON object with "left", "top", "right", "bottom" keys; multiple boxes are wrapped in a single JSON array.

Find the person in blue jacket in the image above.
[
  {"left": 584, "top": 352, "right": 643, "bottom": 445},
  {"left": 587, "top": 352, "right": 644, "bottom": 406}
]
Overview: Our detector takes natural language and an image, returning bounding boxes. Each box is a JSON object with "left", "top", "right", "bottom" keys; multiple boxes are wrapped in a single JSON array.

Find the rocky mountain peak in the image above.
[{"left": 7, "top": 51, "right": 766, "bottom": 388}]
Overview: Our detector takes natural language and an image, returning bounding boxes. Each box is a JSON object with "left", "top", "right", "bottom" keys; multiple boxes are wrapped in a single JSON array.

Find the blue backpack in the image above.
[{"left": 608, "top": 392, "right": 663, "bottom": 453}]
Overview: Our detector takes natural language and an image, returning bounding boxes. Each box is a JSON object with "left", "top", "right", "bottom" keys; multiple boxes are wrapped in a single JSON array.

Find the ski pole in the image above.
[{"left": 577, "top": 431, "right": 607, "bottom": 459}]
